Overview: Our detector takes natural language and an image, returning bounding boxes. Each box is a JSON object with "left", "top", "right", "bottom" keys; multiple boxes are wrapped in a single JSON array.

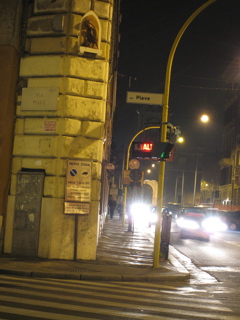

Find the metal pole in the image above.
[
  {"left": 193, "top": 153, "right": 198, "bottom": 205},
  {"left": 181, "top": 171, "right": 185, "bottom": 206},
  {"left": 174, "top": 175, "right": 178, "bottom": 203},
  {"left": 153, "top": 0, "right": 217, "bottom": 268}
]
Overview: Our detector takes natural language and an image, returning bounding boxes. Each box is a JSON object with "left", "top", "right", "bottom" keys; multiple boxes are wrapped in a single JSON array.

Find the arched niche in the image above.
[{"left": 79, "top": 11, "right": 102, "bottom": 56}]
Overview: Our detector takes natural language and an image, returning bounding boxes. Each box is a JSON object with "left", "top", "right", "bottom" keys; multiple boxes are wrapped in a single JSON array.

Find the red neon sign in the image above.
[{"left": 141, "top": 142, "right": 153, "bottom": 151}]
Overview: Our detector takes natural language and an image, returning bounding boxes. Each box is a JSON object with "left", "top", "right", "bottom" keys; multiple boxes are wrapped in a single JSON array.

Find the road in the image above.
[
  {"left": 0, "top": 274, "right": 239, "bottom": 320},
  {"left": 169, "top": 222, "right": 240, "bottom": 316}
]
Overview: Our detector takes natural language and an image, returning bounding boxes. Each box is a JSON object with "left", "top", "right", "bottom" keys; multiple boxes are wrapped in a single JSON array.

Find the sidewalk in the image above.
[{"left": 0, "top": 215, "right": 189, "bottom": 281}]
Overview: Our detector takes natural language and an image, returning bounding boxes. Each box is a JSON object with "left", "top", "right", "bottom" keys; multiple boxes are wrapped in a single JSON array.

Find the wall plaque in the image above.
[
  {"left": 64, "top": 202, "right": 90, "bottom": 214},
  {"left": 21, "top": 87, "right": 59, "bottom": 111}
]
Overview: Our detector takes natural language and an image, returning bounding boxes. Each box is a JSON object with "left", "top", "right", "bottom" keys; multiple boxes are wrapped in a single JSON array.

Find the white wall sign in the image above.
[
  {"left": 64, "top": 202, "right": 90, "bottom": 214},
  {"left": 126, "top": 91, "right": 163, "bottom": 105},
  {"left": 65, "top": 160, "right": 92, "bottom": 203},
  {"left": 21, "top": 87, "right": 59, "bottom": 111}
]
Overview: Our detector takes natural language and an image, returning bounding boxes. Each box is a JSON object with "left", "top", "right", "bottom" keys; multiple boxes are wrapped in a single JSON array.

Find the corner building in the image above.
[{"left": 1, "top": 0, "right": 119, "bottom": 260}]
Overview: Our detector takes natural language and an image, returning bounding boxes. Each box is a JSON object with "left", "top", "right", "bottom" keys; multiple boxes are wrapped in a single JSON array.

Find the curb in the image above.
[{"left": 0, "top": 268, "right": 190, "bottom": 282}]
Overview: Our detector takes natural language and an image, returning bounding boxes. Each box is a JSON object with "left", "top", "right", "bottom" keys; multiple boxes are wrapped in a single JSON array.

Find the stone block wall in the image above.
[
  {"left": 0, "top": 1, "right": 23, "bottom": 251},
  {"left": 4, "top": 0, "right": 115, "bottom": 260}
]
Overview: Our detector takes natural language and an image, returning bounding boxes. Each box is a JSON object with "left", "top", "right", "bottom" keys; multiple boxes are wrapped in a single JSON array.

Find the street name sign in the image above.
[
  {"left": 126, "top": 91, "right": 163, "bottom": 105},
  {"left": 21, "top": 87, "right": 59, "bottom": 111}
]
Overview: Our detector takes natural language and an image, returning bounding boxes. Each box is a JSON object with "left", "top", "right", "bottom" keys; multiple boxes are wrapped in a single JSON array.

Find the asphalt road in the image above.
[
  {"left": 170, "top": 223, "right": 240, "bottom": 281},
  {"left": 169, "top": 222, "right": 240, "bottom": 315}
]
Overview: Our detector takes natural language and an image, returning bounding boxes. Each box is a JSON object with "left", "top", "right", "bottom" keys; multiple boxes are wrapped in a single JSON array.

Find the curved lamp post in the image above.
[
  {"left": 154, "top": 0, "right": 217, "bottom": 268},
  {"left": 123, "top": 126, "right": 160, "bottom": 226}
]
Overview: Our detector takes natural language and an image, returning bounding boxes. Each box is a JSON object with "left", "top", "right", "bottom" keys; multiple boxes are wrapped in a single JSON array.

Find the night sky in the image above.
[{"left": 113, "top": 0, "right": 240, "bottom": 154}]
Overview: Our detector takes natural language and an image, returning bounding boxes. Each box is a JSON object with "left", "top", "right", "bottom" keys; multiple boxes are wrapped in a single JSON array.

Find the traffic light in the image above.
[
  {"left": 167, "top": 124, "right": 181, "bottom": 143},
  {"left": 129, "top": 169, "right": 142, "bottom": 182},
  {"left": 132, "top": 142, "right": 153, "bottom": 158},
  {"left": 166, "top": 124, "right": 174, "bottom": 142},
  {"left": 159, "top": 142, "right": 174, "bottom": 160},
  {"left": 150, "top": 142, "right": 174, "bottom": 160}
]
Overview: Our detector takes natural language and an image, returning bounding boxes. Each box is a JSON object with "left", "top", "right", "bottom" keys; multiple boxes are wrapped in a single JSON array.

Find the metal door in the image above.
[{"left": 12, "top": 172, "right": 44, "bottom": 256}]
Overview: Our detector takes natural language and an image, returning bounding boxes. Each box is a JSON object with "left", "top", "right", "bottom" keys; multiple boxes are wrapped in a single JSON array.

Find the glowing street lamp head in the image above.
[
  {"left": 200, "top": 114, "right": 209, "bottom": 123},
  {"left": 177, "top": 136, "right": 184, "bottom": 143}
]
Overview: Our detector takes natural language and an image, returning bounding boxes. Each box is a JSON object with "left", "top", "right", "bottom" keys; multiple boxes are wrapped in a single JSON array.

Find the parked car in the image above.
[
  {"left": 206, "top": 210, "right": 240, "bottom": 231},
  {"left": 225, "top": 211, "right": 240, "bottom": 231}
]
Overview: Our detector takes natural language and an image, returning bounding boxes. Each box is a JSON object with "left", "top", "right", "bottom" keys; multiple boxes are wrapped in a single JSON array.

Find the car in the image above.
[
  {"left": 177, "top": 206, "right": 207, "bottom": 218},
  {"left": 166, "top": 203, "right": 181, "bottom": 219},
  {"left": 129, "top": 202, "right": 152, "bottom": 228},
  {"left": 176, "top": 211, "right": 210, "bottom": 241},
  {"left": 225, "top": 211, "right": 240, "bottom": 231},
  {"left": 207, "top": 210, "right": 240, "bottom": 231},
  {"left": 148, "top": 205, "right": 172, "bottom": 227},
  {"left": 148, "top": 205, "right": 157, "bottom": 227},
  {"left": 177, "top": 207, "right": 228, "bottom": 239}
]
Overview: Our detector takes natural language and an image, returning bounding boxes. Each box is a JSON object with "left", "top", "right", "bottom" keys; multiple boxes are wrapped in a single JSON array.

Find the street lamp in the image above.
[
  {"left": 154, "top": 0, "right": 216, "bottom": 268},
  {"left": 193, "top": 115, "right": 210, "bottom": 205},
  {"left": 193, "top": 151, "right": 199, "bottom": 206},
  {"left": 201, "top": 114, "right": 210, "bottom": 123},
  {"left": 178, "top": 136, "right": 185, "bottom": 143}
]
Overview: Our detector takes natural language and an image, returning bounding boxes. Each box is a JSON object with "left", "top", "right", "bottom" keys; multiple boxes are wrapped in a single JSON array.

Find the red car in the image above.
[{"left": 177, "top": 212, "right": 210, "bottom": 241}]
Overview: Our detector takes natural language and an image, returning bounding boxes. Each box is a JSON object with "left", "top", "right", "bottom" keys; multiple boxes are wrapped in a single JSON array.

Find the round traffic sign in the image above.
[{"left": 129, "top": 159, "right": 140, "bottom": 170}]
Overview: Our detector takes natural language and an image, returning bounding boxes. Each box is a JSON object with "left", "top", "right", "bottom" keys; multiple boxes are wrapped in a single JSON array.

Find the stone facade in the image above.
[{"left": 1, "top": 0, "right": 118, "bottom": 260}]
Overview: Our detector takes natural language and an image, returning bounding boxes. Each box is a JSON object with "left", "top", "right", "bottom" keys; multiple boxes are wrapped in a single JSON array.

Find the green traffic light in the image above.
[{"left": 160, "top": 151, "right": 170, "bottom": 160}]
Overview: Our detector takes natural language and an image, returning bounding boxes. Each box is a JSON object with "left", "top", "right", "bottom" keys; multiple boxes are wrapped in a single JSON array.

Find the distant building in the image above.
[{"left": 219, "top": 58, "right": 240, "bottom": 208}]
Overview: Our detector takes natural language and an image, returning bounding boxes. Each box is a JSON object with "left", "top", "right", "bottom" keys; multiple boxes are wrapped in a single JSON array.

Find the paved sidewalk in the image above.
[{"left": 0, "top": 216, "right": 189, "bottom": 281}]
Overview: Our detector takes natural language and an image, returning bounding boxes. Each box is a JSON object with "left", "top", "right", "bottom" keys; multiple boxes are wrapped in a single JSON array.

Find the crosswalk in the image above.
[{"left": 0, "top": 275, "right": 238, "bottom": 320}]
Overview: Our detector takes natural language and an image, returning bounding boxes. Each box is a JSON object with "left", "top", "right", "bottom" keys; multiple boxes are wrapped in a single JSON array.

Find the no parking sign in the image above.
[{"left": 65, "top": 160, "right": 92, "bottom": 214}]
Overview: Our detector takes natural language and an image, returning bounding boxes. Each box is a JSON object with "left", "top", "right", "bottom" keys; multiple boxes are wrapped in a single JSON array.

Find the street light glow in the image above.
[
  {"left": 178, "top": 136, "right": 184, "bottom": 143},
  {"left": 201, "top": 114, "right": 209, "bottom": 123}
]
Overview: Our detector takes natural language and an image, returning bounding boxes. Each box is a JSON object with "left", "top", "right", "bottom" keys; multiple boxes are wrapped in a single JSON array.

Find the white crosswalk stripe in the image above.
[{"left": 0, "top": 275, "right": 238, "bottom": 320}]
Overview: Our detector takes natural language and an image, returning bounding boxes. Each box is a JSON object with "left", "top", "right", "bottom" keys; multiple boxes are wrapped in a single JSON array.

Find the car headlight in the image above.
[
  {"left": 177, "top": 217, "right": 200, "bottom": 230},
  {"left": 149, "top": 212, "right": 157, "bottom": 223},
  {"left": 202, "top": 217, "right": 227, "bottom": 232},
  {"left": 130, "top": 203, "right": 150, "bottom": 225}
]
